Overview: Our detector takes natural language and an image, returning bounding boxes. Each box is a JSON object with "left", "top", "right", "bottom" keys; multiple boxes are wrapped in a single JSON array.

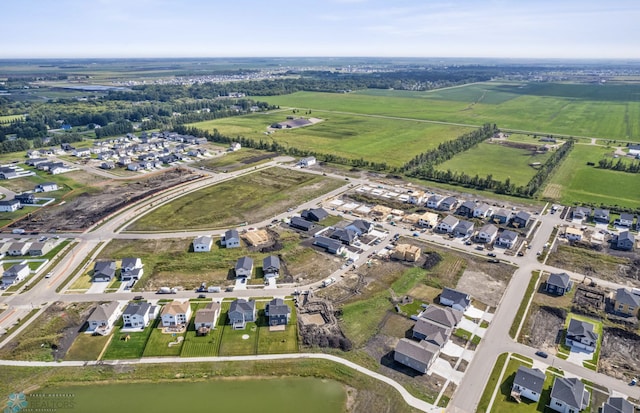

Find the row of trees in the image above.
[{"left": 597, "top": 158, "right": 640, "bottom": 173}]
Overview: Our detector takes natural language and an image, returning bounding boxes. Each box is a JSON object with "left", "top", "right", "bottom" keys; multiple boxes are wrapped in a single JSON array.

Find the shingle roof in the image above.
[
  {"left": 603, "top": 397, "right": 635, "bottom": 413},
  {"left": 547, "top": 273, "right": 571, "bottom": 289},
  {"left": 615, "top": 288, "right": 640, "bottom": 307},
  {"left": 266, "top": 298, "right": 291, "bottom": 317},
  {"left": 229, "top": 299, "right": 255, "bottom": 314},
  {"left": 235, "top": 256, "right": 254, "bottom": 271},
  {"left": 551, "top": 377, "right": 587, "bottom": 409},
  {"left": 567, "top": 319, "right": 598, "bottom": 342},
  {"left": 513, "top": 366, "right": 545, "bottom": 395},
  {"left": 123, "top": 302, "right": 152, "bottom": 317},
  {"left": 441, "top": 287, "right": 471, "bottom": 308},
  {"left": 395, "top": 338, "right": 439, "bottom": 365},
  {"left": 499, "top": 230, "right": 518, "bottom": 241},
  {"left": 161, "top": 300, "right": 190, "bottom": 316},
  {"left": 420, "top": 305, "right": 462, "bottom": 328},
  {"left": 479, "top": 223, "right": 498, "bottom": 235},
  {"left": 263, "top": 255, "right": 280, "bottom": 270},
  {"left": 224, "top": 229, "right": 239, "bottom": 240},
  {"left": 193, "top": 235, "right": 212, "bottom": 246},
  {"left": 88, "top": 302, "right": 120, "bottom": 322}
]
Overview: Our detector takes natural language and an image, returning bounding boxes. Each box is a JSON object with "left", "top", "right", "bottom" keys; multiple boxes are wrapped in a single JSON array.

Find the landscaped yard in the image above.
[
  {"left": 101, "top": 323, "right": 153, "bottom": 360},
  {"left": 490, "top": 356, "right": 555, "bottom": 413},
  {"left": 127, "top": 167, "right": 344, "bottom": 231},
  {"left": 64, "top": 333, "right": 111, "bottom": 361}
]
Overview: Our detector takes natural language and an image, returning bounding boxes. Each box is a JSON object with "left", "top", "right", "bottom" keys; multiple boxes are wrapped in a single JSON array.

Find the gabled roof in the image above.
[
  {"left": 348, "top": 219, "right": 373, "bottom": 233},
  {"left": 474, "top": 203, "right": 491, "bottom": 213},
  {"left": 420, "top": 305, "right": 462, "bottom": 328},
  {"left": 441, "top": 196, "right": 457, "bottom": 205},
  {"left": 479, "top": 223, "right": 498, "bottom": 235},
  {"left": 224, "top": 229, "right": 239, "bottom": 240},
  {"left": 440, "top": 215, "right": 459, "bottom": 227},
  {"left": 395, "top": 338, "right": 439, "bottom": 365},
  {"left": 88, "top": 302, "right": 120, "bottom": 322},
  {"left": 514, "top": 211, "right": 531, "bottom": 221},
  {"left": 266, "top": 298, "right": 291, "bottom": 317},
  {"left": 573, "top": 206, "right": 591, "bottom": 217},
  {"left": 289, "top": 216, "right": 315, "bottom": 230},
  {"left": 301, "top": 208, "right": 329, "bottom": 221},
  {"left": 603, "top": 397, "right": 635, "bottom": 413},
  {"left": 123, "top": 302, "right": 152, "bottom": 317},
  {"left": 494, "top": 208, "right": 511, "bottom": 217},
  {"left": 441, "top": 287, "right": 471, "bottom": 308},
  {"left": 567, "top": 318, "right": 598, "bottom": 342},
  {"left": 413, "top": 317, "right": 450, "bottom": 339},
  {"left": 121, "top": 257, "right": 142, "bottom": 268},
  {"left": 195, "top": 302, "right": 220, "bottom": 324},
  {"left": 594, "top": 208, "right": 610, "bottom": 217},
  {"left": 513, "top": 366, "right": 545, "bottom": 395},
  {"left": 229, "top": 298, "right": 255, "bottom": 314},
  {"left": 263, "top": 255, "right": 280, "bottom": 270},
  {"left": 459, "top": 200, "right": 476, "bottom": 210},
  {"left": 547, "top": 272, "right": 571, "bottom": 289},
  {"left": 161, "top": 300, "right": 190, "bottom": 316},
  {"left": 619, "top": 213, "right": 634, "bottom": 221},
  {"left": 235, "top": 256, "right": 254, "bottom": 271},
  {"left": 617, "top": 231, "right": 635, "bottom": 242},
  {"left": 4, "top": 263, "right": 29, "bottom": 277},
  {"left": 314, "top": 236, "right": 343, "bottom": 252},
  {"left": 615, "top": 288, "right": 640, "bottom": 307},
  {"left": 499, "top": 230, "right": 518, "bottom": 241},
  {"left": 551, "top": 377, "right": 588, "bottom": 409},
  {"left": 193, "top": 235, "right": 212, "bottom": 246},
  {"left": 331, "top": 228, "right": 357, "bottom": 244},
  {"left": 455, "top": 220, "right": 474, "bottom": 232}
]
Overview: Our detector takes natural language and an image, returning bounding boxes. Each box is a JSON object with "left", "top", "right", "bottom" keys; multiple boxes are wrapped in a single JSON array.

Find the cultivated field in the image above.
[
  {"left": 127, "top": 167, "right": 344, "bottom": 231},
  {"left": 189, "top": 112, "right": 474, "bottom": 167}
]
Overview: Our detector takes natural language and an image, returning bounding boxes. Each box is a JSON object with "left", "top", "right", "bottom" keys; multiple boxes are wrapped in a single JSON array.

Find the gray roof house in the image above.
[
  {"left": 228, "top": 299, "right": 256, "bottom": 329},
  {"left": 194, "top": 302, "right": 221, "bottom": 334},
  {"left": 512, "top": 211, "right": 531, "bottom": 228},
  {"left": 262, "top": 255, "right": 281, "bottom": 279},
  {"left": 572, "top": 207, "right": 592, "bottom": 221},
  {"left": 313, "top": 236, "right": 345, "bottom": 255},
  {"left": 2, "top": 263, "right": 30, "bottom": 287},
  {"left": 420, "top": 305, "right": 463, "bottom": 329},
  {"left": 594, "top": 208, "right": 610, "bottom": 223},
  {"left": 7, "top": 242, "right": 29, "bottom": 256},
  {"left": 439, "top": 287, "right": 471, "bottom": 312},
  {"left": 436, "top": 215, "right": 459, "bottom": 233},
  {"left": 426, "top": 194, "right": 443, "bottom": 209},
  {"left": 330, "top": 228, "right": 357, "bottom": 245},
  {"left": 602, "top": 397, "right": 635, "bottom": 413},
  {"left": 473, "top": 203, "right": 493, "bottom": 218},
  {"left": 222, "top": 229, "right": 241, "bottom": 248},
  {"left": 121, "top": 257, "right": 144, "bottom": 283},
  {"left": 301, "top": 208, "right": 329, "bottom": 222},
  {"left": 193, "top": 235, "right": 213, "bottom": 252},
  {"left": 265, "top": 298, "right": 291, "bottom": 326},
  {"left": 453, "top": 220, "right": 474, "bottom": 237},
  {"left": 492, "top": 209, "right": 512, "bottom": 224},
  {"left": 549, "top": 377, "right": 589, "bottom": 413},
  {"left": 289, "top": 216, "right": 317, "bottom": 232},
  {"left": 345, "top": 219, "right": 373, "bottom": 236},
  {"left": 122, "top": 302, "right": 158, "bottom": 329},
  {"left": 394, "top": 338, "right": 440, "bottom": 374},
  {"left": 616, "top": 213, "right": 634, "bottom": 227},
  {"left": 235, "top": 256, "right": 254, "bottom": 279},
  {"left": 495, "top": 230, "right": 518, "bottom": 248},
  {"left": 412, "top": 317, "right": 451, "bottom": 344},
  {"left": 613, "top": 288, "right": 640, "bottom": 317},
  {"left": 566, "top": 318, "right": 598, "bottom": 352},
  {"left": 476, "top": 224, "right": 499, "bottom": 244},
  {"left": 92, "top": 260, "right": 116, "bottom": 282},
  {"left": 457, "top": 200, "right": 476, "bottom": 217},
  {"left": 87, "top": 302, "right": 121, "bottom": 334},
  {"left": 614, "top": 231, "right": 635, "bottom": 251},
  {"left": 28, "top": 241, "right": 53, "bottom": 256},
  {"left": 511, "top": 366, "right": 546, "bottom": 402},
  {"left": 438, "top": 196, "right": 458, "bottom": 211},
  {"left": 545, "top": 272, "right": 573, "bottom": 296}
]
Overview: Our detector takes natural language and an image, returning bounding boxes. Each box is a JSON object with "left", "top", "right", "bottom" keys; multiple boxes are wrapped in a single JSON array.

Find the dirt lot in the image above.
[
  {"left": 519, "top": 305, "right": 567, "bottom": 353},
  {"left": 600, "top": 327, "right": 640, "bottom": 380},
  {"left": 456, "top": 270, "right": 505, "bottom": 308},
  {"left": 12, "top": 168, "right": 200, "bottom": 232}
]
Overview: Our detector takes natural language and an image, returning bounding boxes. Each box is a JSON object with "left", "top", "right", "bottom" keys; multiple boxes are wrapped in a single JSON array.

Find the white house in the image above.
[
  {"left": 87, "top": 302, "right": 122, "bottom": 334},
  {"left": 193, "top": 235, "right": 213, "bottom": 252},
  {"left": 436, "top": 215, "right": 459, "bottom": 233},
  {"left": 72, "top": 148, "right": 91, "bottom": 157},
  {"left": 222, "top": 229, "right": 241, "bottom": 248},
  {"left": 565, "top": 227, "right": 583, "bottom": 242},
  {"left": 511, "top": 366, "right": 545, "bottom": 403},
  {"left": 122, "top": 302, "right": 158, "bottom": 329},
  {"left": 7, "top": 242, "right": 29, "bottom": 256},
  {"left": 298, "top": 156, "right": 316, "bottom": 167},
  {"left": 628, "top": 144, "right": 640, "bottom": 156},
  {"left": 549, "top": 377, "right": 589, "bottom": 413},
  {"left": 0, "top": 199, "right": 21, "bottom": 212},
  {"left": 495, "top": 230, "right": 518, "bottom": 249},
  {"left": 160, "top": 300, "right": 192, "bottom": 327},
  {"left": 229, "top": 142, "right": 241, "bottom": 152},
  {"left": 2, "top": 263, "right": 31, "bottom": 287},
  {"left": 121, "top": 257, "right": 144, "bottom": 282},
  {"left": 426, "top": 195, "right": 443, "bottom": 209},
  {"left": 418, "top": 212, "right": 439, "bottom": 228},
  {"left": 34, "top": 182, "right": 58, "bottom": 192},
  {"left": 235, "top": 256, "right": 254, "bottom": 278}
]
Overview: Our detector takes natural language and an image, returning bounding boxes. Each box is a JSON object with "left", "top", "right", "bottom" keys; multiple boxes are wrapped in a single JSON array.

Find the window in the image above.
[{"left": 555, "top": 401, "right": 562, "bottom": 406}]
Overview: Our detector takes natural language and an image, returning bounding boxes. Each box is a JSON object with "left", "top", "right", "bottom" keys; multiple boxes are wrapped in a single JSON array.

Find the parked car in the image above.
[
  {"left": 44, "top": 271, "right": 53, "bottom": 278},
  {"left": 535, "top": 350, "right": 548, "bottom": 358},
  {"left": 133, "top": 295, "right": 144, "bottom": 300},
  {"left": 630, "top": 378, "right": 638, "bottom": 386},
  {"left": 487, "top": 252, "right": 497, "bottom": 257},
  {"left": 488, "top": 258, "right": 500, "bottom": 263},
  {"left": 198, "top": 294, "right": 206, "bottom": 299}
]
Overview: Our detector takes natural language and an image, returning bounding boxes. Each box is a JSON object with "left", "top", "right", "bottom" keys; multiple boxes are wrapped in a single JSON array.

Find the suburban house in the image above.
[
  {"left": 613, "top": 231, "right": 635, "bottom": 251},
  {"left": 412, "top": 317, "right": 450, "bottom": 347},
  {"left": 565, "top": 318, "right": 598, "bottom": 352},
  {"left": 297, "top": 156, "right": 316, "bottom": 167},
  {"left": 330, "top": 228, "right": 357, "bottom": 245},
  {"left": 613, "top": 288, "right": 640, "bottom": 317},
  {"left": 549, "top": 377, "right": 589, "bottom": 413},
  {"left": 28, "top": 241, "right": 53, "bottom": 256},
  {"left": 0, "top": 199, "right": 21, "bottom": 212},
  {"left": 229, "top": 142, "right": 241, "bottom": 151},
  {"left": 394, "top": 338, "right": 440, "bottom": 374},
  {"left": 457, "top": 200, "right": 476, "bottom": 217},
  {"left": 193, "top": 235, "right": 213, "bottom": 252},
  {"left": 476, "top": 224, "right": 499, "bottom": 244},
  {"left": 194, "top": 302, "right": 221, "bottom": 335},
  {"left": 262, "top": 255, "right": 280, "bottom": 279},
  {"left": 73, "top": 148, "right": 91, "bottom": 157},
  {"left": 15, "top": 193, "right": 36, "bottom": 205},
  {"left": 235, "top": 256, "right": 254, "bottom": 279},
  {"left": 34, "top": 182, "right": 58, "bottom": 192},
  {"left": 228, "top": 299, "right": 256, "bottom": 329},
  {"left": 439, "top": 287, "right": 471, "bottom": 312},
  {"left": 473, "top": 203, "right": 493, "bottom": 219},
  {"left": 392, "top": 244, "right": 422, "bottom": 262},
  {"left": 289, "top": 216, "right": 317, "bottom": 232},
  {"left": 438, "top": 196, "right": 458, "bottom": 211},
  {"left": 221, "top": 229, "right": 241, "bottom": 248},
  {"left": 313, "top": 236, "right": 345, "bottom": 255},
  {"left": 511, "top": 366, "right": 546, "bottom": 402},
  {"left": 419, "top": 305, "right": 463, "bottom": 330},
  {"left": 511, "top": 211, "right": 531, "bottom": 228},
  {"left": 87, "top": 302, "right": 121, "bottom": 334},
  {"left": 594, "top": 208, "right": 610, "bottom": 223},
  {"left": 436, "top": 215, "right": 459, "bottom": 233},
  {"left": 565, "top": 227, "right": 584, "bottom": 242},
  {"left": 7, "top": 242, "right": 29, "bottom": 256},
  {"left": 495, "top": 230, "right": 518, "bottom": 249},
  {"left": 615, "top": 213, "right": 634, "bottom": 228},
  {"left": 265, "top": 298, "right": 291, "bottom": 326},
  {"left": 572, "top": 207, "right": 592, "bottom": 221},
  {"left": 629, "top": 143, "right": 640, "bottom": 156},
  {"left": 301, "top": 208, "right": 329, "bottom": 222},
  {"left": 2, "top": 263, "right": 30, "bottom": 287},
  {"left": 408, "top": 191, "right": 426, "bottom": 205},
  {"left": 92, "top": 260, "right": 116, "bottom": 282},
  {"left": 426, "top": 194, "right": 443, "bottom": 209},
  {"left": 418, "top": 212, "right": 439, "bottom": 228},
  {"left": 492, "top": 209, "right": 512, "bottom": 225},
  {"left": 545, "top": 273, "right": 573, "bottom": 296},
  {"left": 120, "top": 257, "right": 143, "bottom": 282},
  {"left": 453, "top": 220, "right": 474, "bottom": 237},
  {"left": 345, "top": 219, "right": 373, "bottom": 236},
  {"left": 122, "top": 302, "right": 158, "bottom": 329},
  {"left": 160, "top": 300, "right": 192, "bottom": 327},
  {"left": 602, "top": 397, "right": 635, "bottom": 413}
]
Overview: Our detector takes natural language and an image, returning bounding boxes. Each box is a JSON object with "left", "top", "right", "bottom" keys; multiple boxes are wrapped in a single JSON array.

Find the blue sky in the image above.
[{"left": 1, "top": 0, "right": 638, "bottom": 59}]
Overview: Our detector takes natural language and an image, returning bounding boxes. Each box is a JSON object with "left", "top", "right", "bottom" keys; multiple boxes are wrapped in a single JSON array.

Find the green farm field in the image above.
[
  {"left": 189, "top": 112, "right": 474, "bottom": 167},
  {"left": 258, "top": 82, "right": 640, "bottom": 141},
  {"left": 436, "top": 141, "right": 552, "bottom": 187},
  {"left": 127, "top": 167, "right": 344, "bottom": 231},
  {"left": 544, "top": 143, "right": 640, "bottom": 208}
]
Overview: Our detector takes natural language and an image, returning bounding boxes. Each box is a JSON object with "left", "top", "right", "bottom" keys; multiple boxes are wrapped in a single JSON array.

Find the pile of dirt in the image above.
[
  {"left": 600, "top": 327, "right": 640, "bottom": 380},
  {"left": 298, "top": 298, "right": 352, "bottom": 351},
  {"left": 12, "top": 168, "right": 200, "bottom": 232}
]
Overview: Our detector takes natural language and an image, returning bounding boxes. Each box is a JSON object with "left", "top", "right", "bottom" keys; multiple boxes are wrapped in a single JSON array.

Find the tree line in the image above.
[{"left": 597, "top": 157, "right": 640, "bottom": 174}]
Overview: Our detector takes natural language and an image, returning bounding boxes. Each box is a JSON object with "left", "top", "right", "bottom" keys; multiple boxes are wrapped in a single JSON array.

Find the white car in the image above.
[{"left": 45, "top": 272, "right": 53, "bottom": 278}]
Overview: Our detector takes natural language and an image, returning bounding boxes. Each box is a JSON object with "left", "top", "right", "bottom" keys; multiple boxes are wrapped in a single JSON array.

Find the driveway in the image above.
[{"left": 430, "top": 358, "right": 464, "bottom": 384}]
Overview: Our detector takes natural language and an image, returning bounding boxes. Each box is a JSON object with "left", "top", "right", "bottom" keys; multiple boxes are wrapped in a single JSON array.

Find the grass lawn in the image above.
[
  {"left": 490, "top": 356, "right": 555, "bottom": 413},
  {"left": 564, "top": 313, "right": 603, "bottom": 369},
  {"left": 477, "top": 352, "right": 509, "bottom": 413},
  {"left": 398, "top": 299, "right": 424, "bottom": 318},
  {"left": 543, "top": 144, "right": 640, "bottom": 208},
  {"left": 340, "top": 292, "right": 392, "bottom": 348},
  {"left": 101, "top": 323, "right": 153, "bottom": 360},
  {"left": 64, "top": 333, "right": 111, "bottom": 361},
  {"left": 180, "top": 302, "right": 224, "bottom": 357},
  {"left": 127, "top": 167, "right": 344, "bottom": 231},
  {"left": 142, "top": 321, "right": 186, "bottom": 357},
  {"left": 193, "top": 148, "right": 276, "bottom": 172},
  {"left": 509, "top": 271, "right": 540, "bottom": 339},
  {"left": 436, "top": 142, "right": 552, "bottom": 187},
  {"left": 391, "top": 267, "right": 428, "bottom": 296},
  {"left": 189, "top": 112, "right": 475, "bottom": 167},
  {"left": 546, "top": 245, "right": 630, "bottom": 282},
  {"left": 218, "top": 323, "right": 259, "bottom": 356},
  {"left": 257, "top": 301, "right": 299, "bottom": 354}
]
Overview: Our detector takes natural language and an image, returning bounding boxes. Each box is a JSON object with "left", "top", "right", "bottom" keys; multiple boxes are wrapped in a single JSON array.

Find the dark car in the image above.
[
  {"left": 535, "top": 350, "right": 548, "bottom": 358},
  {"left": 487, "top": 252, "right": 497, "bottom": 257},
  {"left": 133, "top": 295, "right": 144, "bottom": 300},
  {"left": 198, "top": 294, "right": 207, "bottom": 299},
  {"left": 488, "top": 258, "right": 500, "bottom": 263}
]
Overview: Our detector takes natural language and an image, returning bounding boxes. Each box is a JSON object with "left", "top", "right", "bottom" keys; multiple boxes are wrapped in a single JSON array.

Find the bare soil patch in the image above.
[
  {"left": 519, "top": 305, "right": 566, "bottom": 353},
  {"left": 600, "top": 327, "right": 640, "bottom": 380},
  {"left": 12, "top": 168, "right": 199, "bottom": 232},
  {"left": 456, "top": 270, "right": 505, "bottom": 308}
]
